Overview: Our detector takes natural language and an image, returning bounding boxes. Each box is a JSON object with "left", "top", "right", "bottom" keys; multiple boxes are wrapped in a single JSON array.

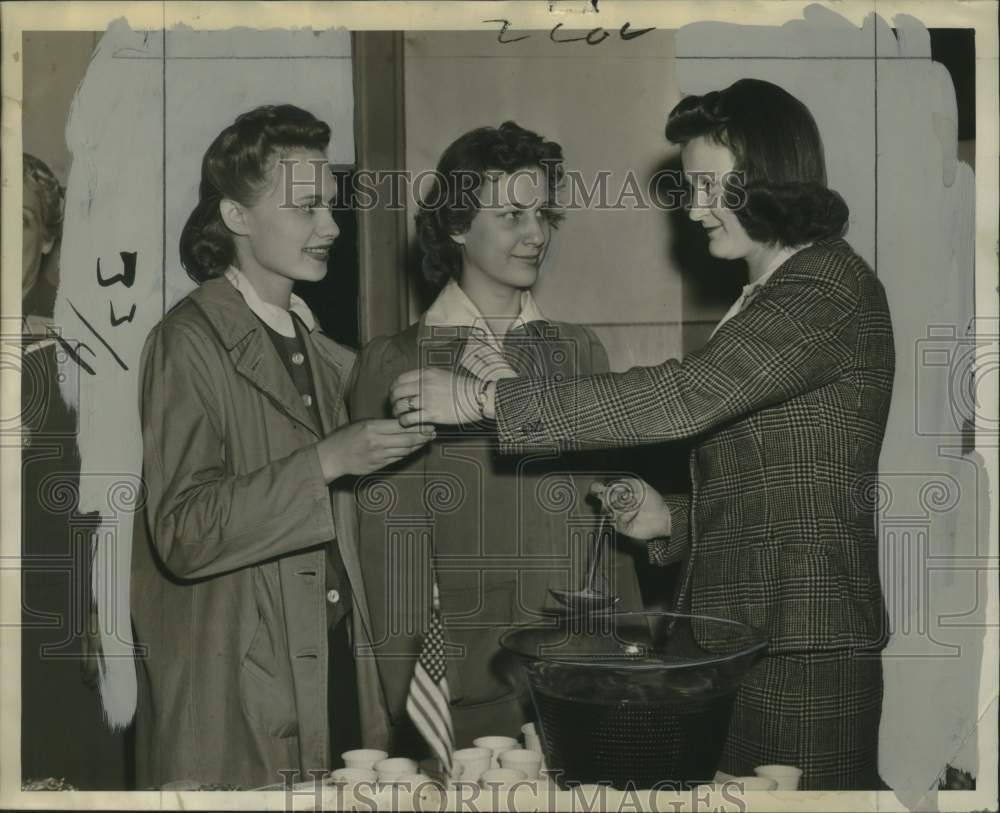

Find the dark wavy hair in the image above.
[
  {"left": 665, "top": 78, "right": 848, "bottom": 246},
  {"left": 179, "top": 105, "right": 331, "bottom": 283},
  {"left": 415, "top": 121, "right": 565, "bottom": 289}
]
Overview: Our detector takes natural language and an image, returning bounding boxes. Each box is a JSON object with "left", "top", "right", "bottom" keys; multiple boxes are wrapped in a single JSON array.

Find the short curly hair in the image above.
[
  {"left": 665, "top": 78, "right": 848, "bottom": 246},
  {"left": 415, "top": 121, "right": 565, "bottom": 290},
  {"left": 23, "top": 153, "right": 65, "bottom": 241},
  {"left": 179, "top": 104, "right": 331, "bottom": 283}
]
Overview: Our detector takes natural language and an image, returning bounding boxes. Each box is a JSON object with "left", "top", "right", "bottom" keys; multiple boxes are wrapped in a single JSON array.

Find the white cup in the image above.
[
  {"left": 473, "top": 736, "right": 520, "bottom": 769},
  {"left": 374, "top": 757, "right": 419, "bottom": 780},
  {"left": 499, "top": 749, "right": 542, "bottom": 779},
  {"left": 479, "top": 768, "right": 526, "bottom": 789},
  {"left": 452, "top": 747, "right": 492, "bottom": 783},
  {"left": 329, "top": 767, "right": 377, "bottom": 785},
  {"left": 389, "top": 773, "right": 434, "bottom": 790},
  {"left": 522, "top": 724, "right": 543, "bottom": 754},
  {"left": 732, "top": 776, "right": 778, "bottom": 791},
  {"left": 341, "top": 749, "right": 388, "bottom": 770},
  {"left": 754, "top": 764, "right": 803, "bottom": 790},
  {"left": 521, "top": 723, "right": 543, "bottom": 754}
]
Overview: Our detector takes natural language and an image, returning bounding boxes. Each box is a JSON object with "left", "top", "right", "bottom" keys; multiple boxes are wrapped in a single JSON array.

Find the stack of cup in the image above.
[
  {"left": 341, "top": 749, "right": 387, "bottom": 771},
  {"left": 452, "top": 747, "right": 492, "bottom": 785},
  {"left": 754, "top": 765, "right": 802, "bottom": 790},
  {"left": 521, "top": 723, "right": 541, "bottom": 754},
  {"left": 374, "top": 757, "right": 419, "bottom": 786},
  {"left": 473, "top": 736, "right": 519, "bottom": 770},
  {"left": 520, "top": 722, "right": 547, "bottom": 775},
  {"left": 499, "top": 749, "right": 542, "bottom": 780},
  {"left": 330, "top": 767, "right": 378, "bottom": 786}
]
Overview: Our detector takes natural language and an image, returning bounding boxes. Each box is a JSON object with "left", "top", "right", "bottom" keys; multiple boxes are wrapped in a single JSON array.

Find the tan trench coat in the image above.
[{"left": 131, "top": 277, "right": 389, "bottom": 789}]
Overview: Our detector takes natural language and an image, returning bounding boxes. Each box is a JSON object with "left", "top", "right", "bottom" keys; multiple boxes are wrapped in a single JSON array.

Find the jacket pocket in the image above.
[
  {"left": 735, "top": 543, "right": 852, "bottom": 650},
  {"left": 239, "top": 611, "right": 299, "bottom": 739}
]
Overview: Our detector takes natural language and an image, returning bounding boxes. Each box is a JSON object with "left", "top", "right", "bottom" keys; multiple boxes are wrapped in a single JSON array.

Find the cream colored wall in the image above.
[{"left": 403, "top": 30, "right": 717, "bottom": 371}]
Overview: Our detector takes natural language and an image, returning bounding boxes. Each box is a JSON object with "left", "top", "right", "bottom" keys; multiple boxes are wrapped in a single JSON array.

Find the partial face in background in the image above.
[
  {"left": 23, "top": 180, "right": 55, "bottom": 293},
  {"left": 681, "top": 135, "right": 758, "bottom": 262},
  {"left": 228, "top": 148, "right": 340, "bottom": 285},
  {"left": 451, "top": 166, "right": 551, "bottom": 292}
]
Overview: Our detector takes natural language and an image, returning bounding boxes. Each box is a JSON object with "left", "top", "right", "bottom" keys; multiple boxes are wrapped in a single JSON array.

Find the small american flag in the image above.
[{"left": 405, "top": 591, "right": 454, "bottom": 776}]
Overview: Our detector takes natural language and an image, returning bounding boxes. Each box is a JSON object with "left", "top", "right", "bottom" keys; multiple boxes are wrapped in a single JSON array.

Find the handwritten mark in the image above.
[
  {"left": 487, "top": 18, "right": 655, "bottom": 46},
  {"left": 483, "top": 19, "right": 530, "bottom": 44},
  {"left": 109, "top": 302, "right": 137, "bottom": 327},
  {"left": 550, "top": 22, "right": 609, "bottom": 45},
  {"left": 96, "top": 252, "right": 138, "bottom": 288},
  {"left": 46, "top": 329, "right": 96, "bottom": 376},
  {"left": 67, "top": 301, "right": 129, "bottom": 371},
  {"left": 620, "top": 22, "right": 655, "bottom": 40}
]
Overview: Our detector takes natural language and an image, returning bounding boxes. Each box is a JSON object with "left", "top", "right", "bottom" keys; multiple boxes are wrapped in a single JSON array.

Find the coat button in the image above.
[
  {"left": 303, "top": 394, "right": 313, "bottom": 407},
  {"left": 326, "top": 589, "right": 340, "bottom": 604},
  {"left": 291, "top": 352, "right": 305, "bottom": 365}
]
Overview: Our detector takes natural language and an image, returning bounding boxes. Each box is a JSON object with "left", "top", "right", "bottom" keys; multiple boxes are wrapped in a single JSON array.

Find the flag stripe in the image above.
[
  {"left": 406, "top": 599, "right": 454, "bottom": 776},
  {"left": 406, "top": 694, "right": 452, "bottom": 772},
  {"left": 411, "top": 672, "right": 453, "bottom": 745},
  {"left": 410, "top": 680, "right": 453, "bottom": 759},
  {"left": 413, "top": 668, "right": 454, "bottom": 741}
]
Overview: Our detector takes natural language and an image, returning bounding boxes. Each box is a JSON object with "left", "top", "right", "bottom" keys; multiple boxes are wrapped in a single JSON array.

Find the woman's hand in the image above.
[
  {"left": 317, "top": 419, "right": 435, "bottom": 482},
  {"left": 390, "top": 368, "right": 486, "bottom": 427},
  {"left": 590, "top": 477, "right": 672, "bottom": 540}
]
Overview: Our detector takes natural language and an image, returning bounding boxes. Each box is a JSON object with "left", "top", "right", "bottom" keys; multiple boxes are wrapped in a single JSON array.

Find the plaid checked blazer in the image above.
[{"left": 495, "top": 238, "right": 894, "bottom": 653}]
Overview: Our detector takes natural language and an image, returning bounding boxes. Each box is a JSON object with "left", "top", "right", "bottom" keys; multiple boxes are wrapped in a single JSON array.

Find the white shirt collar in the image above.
[
  {"left": 709, "top": 243, "right": 812, "bottom": 340},
  {"left": 224, "top": 266, "right": 317, "bottom": 338},
  {"left": 746, "top": 244, "right": 805, "bottom": 292},
  {"left": 424, "top": 279, "right": 546, "bottom": 350}
]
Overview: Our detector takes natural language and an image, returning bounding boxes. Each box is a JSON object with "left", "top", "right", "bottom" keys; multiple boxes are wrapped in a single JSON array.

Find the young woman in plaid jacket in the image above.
[{"left": 390, "top": 79, "right": 895, "bottom": 790}]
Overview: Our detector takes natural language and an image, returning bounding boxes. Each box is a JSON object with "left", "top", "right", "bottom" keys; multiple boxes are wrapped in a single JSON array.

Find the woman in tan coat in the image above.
[{"left": 131, "top": 105, "right": 432, "bottom": 789}]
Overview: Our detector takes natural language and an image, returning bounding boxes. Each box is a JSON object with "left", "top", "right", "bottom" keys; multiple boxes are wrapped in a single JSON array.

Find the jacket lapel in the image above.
[
  {"left": 231, "top": 330, "right": 320, "bottom": 436},
  {"left": 188, "top": 278, "right": 320, "bottom": 437}
]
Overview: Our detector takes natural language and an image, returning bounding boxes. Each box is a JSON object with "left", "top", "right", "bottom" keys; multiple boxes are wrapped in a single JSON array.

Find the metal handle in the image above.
[{"left": 582, "top": 512, "right": 611, "bottom": 594}]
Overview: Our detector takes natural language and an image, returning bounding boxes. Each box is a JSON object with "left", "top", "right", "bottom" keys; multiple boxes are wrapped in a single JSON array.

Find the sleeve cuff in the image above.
[
  {"left": 494, "top": 376, "right": 548, "bottom": 453},
  {"left": 305, "top": 443, "right": 338, "bottom": 540},
  {"left": 647, "top": 494, "right": 690, "bottom": 567}
]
